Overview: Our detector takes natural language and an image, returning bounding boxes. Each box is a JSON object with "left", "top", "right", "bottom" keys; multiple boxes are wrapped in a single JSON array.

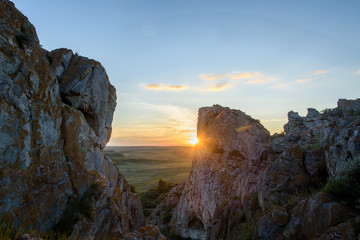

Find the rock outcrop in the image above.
[
  {"left": 0, "top": 0, "right": 146, "bottom": 238},
  {"left": 149, "top": 99, "right": 360, "bottom": 239},
  {"left": 170, "top": 105, "right": 270, "bottom": 239}
]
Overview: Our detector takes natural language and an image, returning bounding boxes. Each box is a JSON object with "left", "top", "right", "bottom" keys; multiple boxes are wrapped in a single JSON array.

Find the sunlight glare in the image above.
[{"left": 189, "top": 136, "right": 199, "bottom": 145}]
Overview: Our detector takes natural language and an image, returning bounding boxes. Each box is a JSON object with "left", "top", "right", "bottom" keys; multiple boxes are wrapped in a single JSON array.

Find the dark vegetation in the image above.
[
  {"left": 140, "top": 179, "right": 177, "bottom": 218},
  {"left": 15, "top": 32, "right": 32, "bottom": 49},
  {"left": 53, "top": 182, "right": 101, "bottom": 236},
  {"left": 323, "top": 155, "right": 360, "bottom": 209},
  {"left": 0, "top": 224, "right": 69, "bottom": 240},
  {"left": 0, "top": 182, "right": 101, "bottom": 239}
]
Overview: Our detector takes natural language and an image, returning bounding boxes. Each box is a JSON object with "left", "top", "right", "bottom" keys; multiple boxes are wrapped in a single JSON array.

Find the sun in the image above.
[{"left": 189, "top": 136, "right": 199, "bottom": 145}]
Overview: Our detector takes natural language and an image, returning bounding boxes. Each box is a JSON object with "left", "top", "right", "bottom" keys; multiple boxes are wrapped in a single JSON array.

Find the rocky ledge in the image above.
[
  {"left": 149, "top": 100, "right": 360, "bottom": 240},
  {"left": 0, "top": 1, "right": 163, "bottom": 239}
]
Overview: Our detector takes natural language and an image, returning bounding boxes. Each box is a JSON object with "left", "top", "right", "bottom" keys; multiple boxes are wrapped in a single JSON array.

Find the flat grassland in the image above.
[{"left": 104, "top": 146, "right": 194, "bottom": 192}]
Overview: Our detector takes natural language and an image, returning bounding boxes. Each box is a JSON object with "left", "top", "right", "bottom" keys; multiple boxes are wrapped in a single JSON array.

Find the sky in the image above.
[{"left": 12, "top": 0, "right": 360, "bottom": 146}]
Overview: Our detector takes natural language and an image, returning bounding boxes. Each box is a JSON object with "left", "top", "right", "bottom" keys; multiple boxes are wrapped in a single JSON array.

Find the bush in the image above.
[
  {"left": 239, "top": 222, "right": 255, "bottom": 240},
  {"left": 158, "top": 179, "right": 168, "bottom": 193},
  {"left": 130, "top": 184, "right": 136, "bottom": 193},
  {"left": 15, "top": 32, "right": 32, "bottom": 49},
  {"left": 53, "top": 182, "right": 101, "bottom": 236},
  {"left": 301, "top": 142, "right": 321, "bottom": 151},
  {"left": 323, "top": 156, "right": 360, "bottom": 207}
]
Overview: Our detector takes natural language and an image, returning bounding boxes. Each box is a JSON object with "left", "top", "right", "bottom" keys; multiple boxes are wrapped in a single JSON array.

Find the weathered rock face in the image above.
[
  {"left": 282, "top": 101, "right": 360, "bottom": 177},
  {"left": 254, "top": 205, "right": 288, "bottom": 240},
  {"left": 153, "top": 99, "right": 360, "bottom": 240},
  {"left": 0, "top": 0, "right": 144, "bottom": 238},
  {"left": 170, "top": 105, "right": 270, "bottom": 239},
  {"left": 258, "top": 144, "right": 310, "bottom": 210},
  {"left": 283, "top": 192, "right": 347, "bottom": 239},
  {"left": 48, "top": 48, "right": 116, "bottom": 149}
]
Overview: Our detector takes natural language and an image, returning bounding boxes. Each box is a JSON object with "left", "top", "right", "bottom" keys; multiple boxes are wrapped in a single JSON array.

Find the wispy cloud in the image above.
[
  {"left": 200, "top": 73, "right": 227, "bottom": 81},
  {"left": 356, "top": 70, "right": 360, "bottom": 74},
  {"left": 227, "top": 72, "right": 259, "bottom": 80},
  {"left": 313, "top": 69, "right": 330, "bottom": 75},
  {"left": 144, "top": 83, "right": 188, "bottom": 91},
  {"left": 244, "top": 75, "right": 276, "bottom": 85},
  {"left": 142, "top": 71, "right": 274, "bottom": 93},
  {"left": 273, "top": 83, "right": 289, "bottom": 89},
  {"left": 297, "top": 78, "right": 312, "bottom": 83},
  {"left": 203, "top": 82, "right": 231, "bottom": 92},
  {"left": 200, "top": 72, "right": 260, "bottom": 81}
]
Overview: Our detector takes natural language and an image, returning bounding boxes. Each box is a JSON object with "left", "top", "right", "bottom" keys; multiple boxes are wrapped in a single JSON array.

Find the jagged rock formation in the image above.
[
  {"left": 149, "top": 100, "right": 360, "bottom": 239},
  {"left": 0, "top": 1, "right": 152, "bottom": 239},
  {"left": 170, "top": 106, "right": 270, "bottom": 239}
]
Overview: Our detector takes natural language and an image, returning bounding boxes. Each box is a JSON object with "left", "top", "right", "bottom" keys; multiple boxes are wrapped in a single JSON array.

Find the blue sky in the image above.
[{"left": 13, "top": 0, "right": 360, "bottom": 145}]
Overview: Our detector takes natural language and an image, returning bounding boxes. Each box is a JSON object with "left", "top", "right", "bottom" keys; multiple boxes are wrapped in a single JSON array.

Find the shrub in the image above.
[
  {"left": 130, "top": 184, "right": 136, "bottom": 193},
  {"left": 239, "top": 221, "right": 255, "bottom": 240},
  {"left": 301, "top": 142, "right": 321, "bottom": 151},
  {"left": 323, "top": 156, "right": 360, "bottom": 207},
  {"left": 53, "top": 182, "right": 101, "bottom": 236},
  {"left": 321, "top": 108, "right": 332, "bottom": 115},
  {"left": 158, "top": 179, "right": 168, "bottom": 193},
  {"left": 15, "top": 32, "right": 32, "bottom": 49}
]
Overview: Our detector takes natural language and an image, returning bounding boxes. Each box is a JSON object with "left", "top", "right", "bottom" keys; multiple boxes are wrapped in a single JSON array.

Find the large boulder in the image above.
[
  {"left": 48, "top": 48, "right": 116, "bottom": 149},
  {"left": 170, "top": 105, "right": 270, "bottom": 239}
]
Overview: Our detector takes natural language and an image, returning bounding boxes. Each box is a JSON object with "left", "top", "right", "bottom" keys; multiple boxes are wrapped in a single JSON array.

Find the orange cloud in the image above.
[
  {"left": 297, "top": 78, "right": 312, "bottom": 83},
  {"left": 200, "top": 73, "right": 227, "bottom": 80},
  {"left": 273, "top": 83, "right": 288, "bottom": 89},
  {"left": 313, "top": 69, "right": 329, "bottom": 75},
  {"left": 200, "top": 72, "right": 259, "bottom": 81},
  {"left": 144, "top": 83, "right": 188, "bottom": 91},
  {"left": 227, "top": 72, "right": 259, "bottom": 80},
  {"left": 204, "top": 82, "right": 231, "bottom": 92}
]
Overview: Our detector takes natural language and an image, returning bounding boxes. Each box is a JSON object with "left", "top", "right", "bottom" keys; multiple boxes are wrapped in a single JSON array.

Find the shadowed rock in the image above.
[{"left": 0, "top": 1, "right": 145, "bottom": 238}]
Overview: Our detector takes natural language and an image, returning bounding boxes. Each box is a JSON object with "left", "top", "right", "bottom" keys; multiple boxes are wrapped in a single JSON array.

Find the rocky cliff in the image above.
[
  {"left": 149, "top": 100, "right": 360, "bottom": 239},
  {"left": 0, "top": 0, "right": 155, "bottom": 239}
]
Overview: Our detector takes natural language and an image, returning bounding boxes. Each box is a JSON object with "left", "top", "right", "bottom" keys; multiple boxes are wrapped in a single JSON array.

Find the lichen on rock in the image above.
[
  {"left": 0, "top": 0, "right": 147, "bottom": 238},
  {"left": 150, "top": 99, "right": 360, "bottom": 240}
]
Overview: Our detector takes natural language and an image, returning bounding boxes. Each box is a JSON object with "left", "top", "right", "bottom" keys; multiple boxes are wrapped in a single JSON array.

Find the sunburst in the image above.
[{"left": 189, "top": 136, "right": 199, "bottom": 145}]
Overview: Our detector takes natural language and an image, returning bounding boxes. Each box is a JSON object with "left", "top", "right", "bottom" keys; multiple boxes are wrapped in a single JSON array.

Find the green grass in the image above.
[
  {"left": 104, "top": 146, "right": 193, "bottom": 192},
  {"left": 238, "top": 222, "right": 255, "bottom": 240},
  {"left": 0, "top": 223, "right": 69, "bottom": 240},
  {"left": 301, "top": 142, "right": 321, "bottom": 151}
]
